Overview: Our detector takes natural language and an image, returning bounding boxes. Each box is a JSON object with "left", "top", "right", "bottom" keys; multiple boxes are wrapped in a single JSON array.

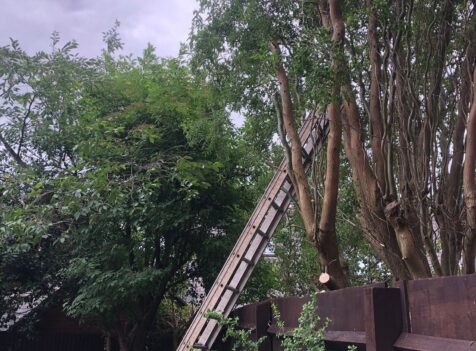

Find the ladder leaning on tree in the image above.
[{"left": 177, "top": 113, "right": 329, "bottom": 351}]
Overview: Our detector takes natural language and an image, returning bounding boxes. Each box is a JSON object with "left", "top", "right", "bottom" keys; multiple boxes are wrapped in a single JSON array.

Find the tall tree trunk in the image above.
[
  {"left": 271, "top": 39, "right": 347, "bottom": 289},
  {"left": 130, "top": 271, "right": 172, "bottom": 351},
  {"left": 312, "top": 0, "right": 349, "bottom": 289},
  {"left": 118, "top": 334, "right": 129, "bottom": 351},
  {"left": 439, "top": 50, "right": 473, "bottom": 275},
  {"left": 270, "top": 42, "right": 316, "bottom": 239},
  {"left": 317, "top": 102, "right": 348, "bottom": 289},
  {"left": 366, "top": 0, "right": 386, "bottom": 192},
  {"left": 463, "top": 69, "right": 476, "bottom": 274},
  {"left": 324, "top": 0, "right": 417, "bottom": 280},
  {"left": 376, "top": 0, "right": 432, "bottom": 279},
  {"left": 105, "top": 335, "right": 113, "bottom": 351},
  {"left": 340, "top": 91, "right": 411, "bottom": 280}
]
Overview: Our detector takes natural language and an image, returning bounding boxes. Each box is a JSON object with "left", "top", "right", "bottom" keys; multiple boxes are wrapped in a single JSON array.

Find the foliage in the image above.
[
  {"left": 238, "top": 258, "right": 279, "bottom": 304},
  {"left": 207, "top": 296, "right": 359, "bottom": 351},
  {"left": 273, "top": 293, "right": 329, "bottom": 351},
  {"left": 0, "top": 32, "right": 251, "bottom": 350},
  {"left": 153, "top": 292, "right": 193, "bottom": 349},
  {"left": 0, "top": 35, "right": 98, "bottom": 171},
  {"left": 206, "top": 311, "right": 266, "bottom": 351},
  {"left": 63, "top": 58, "right": 245, "bottom": 343},
  {"left": 272, "top": 212, "right": 322, "bottom": 295},
  {"left": 0, "top": 34, "right": 98, "bottom": 328},
  {"left": 190, "top": 0, "right": 334, "bottom": 117}
]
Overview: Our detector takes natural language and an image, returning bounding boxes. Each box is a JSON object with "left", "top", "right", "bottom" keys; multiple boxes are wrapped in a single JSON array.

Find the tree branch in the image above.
[{"left": 0, "top": 131, "right": 27, "bottom": 167}]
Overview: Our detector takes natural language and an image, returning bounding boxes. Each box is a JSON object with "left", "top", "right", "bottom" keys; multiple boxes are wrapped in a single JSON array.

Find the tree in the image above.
[
  {"left": 0, "top": 35, "right": 250, "bottom": 351},
  {"left": 0, "top": 34, "right": 97, "bottom": 172},
  {"left": 65, "top": 56, "right": 249, "bottom": 351},
  {"left": 0, "top": 34, "right": 99, "bottom": 333},
  {"left": 189, "top": 0, "right": 476, "bottom": 282}
]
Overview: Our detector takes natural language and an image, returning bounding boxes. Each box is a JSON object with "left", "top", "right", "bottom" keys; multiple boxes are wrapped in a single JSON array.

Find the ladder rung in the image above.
[
  {"left": 281, "top": 180, "right": 292, "bottom": 191},
  {"left": 270, "top": 200, "right": 282, "bottom": 211},
  {"left": 193, "top": 343, "right": 208, "bottom": 350},
  {"left": 242, "top": 257, "right": 254, "bottom": 265},
  {"left": 225, "top": 285, "right": 240, "bottom": 293},
  {"left": 256, "top": 228, "right": 268, "bottom": 238}
]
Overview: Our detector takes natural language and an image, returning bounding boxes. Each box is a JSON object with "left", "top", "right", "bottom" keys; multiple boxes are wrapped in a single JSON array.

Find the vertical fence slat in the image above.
[{"left": 365, "top": 287, "right": 403, "bottom": 351}]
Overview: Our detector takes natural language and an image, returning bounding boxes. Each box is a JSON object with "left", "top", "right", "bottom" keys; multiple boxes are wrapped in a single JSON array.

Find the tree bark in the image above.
[
  {"left": 271, "top": 38, "right": 347, "bottom": 288},
  {"left": 366, "top": 0, "right": 386, "bottom": 193},
  {"left": 270, "top": 42, "right": 316, "bottom": 240},
  {"left": 324, "top": 0, "right": 412, "bottom": 280},
  {"left": 463, "top": 68, "right": 476, "bottom": 274},
  {"left": 312, "top": 0, "right": 348, "bottom": 289},
  {"left": 439, "top": 55, "right": 472, "bottom": 275},
  {"left": 316, "top": 100, "right": 348, "bottom": 289},
  {"left": 384, "top": 201, "right": 431, "bottom": 279},
  {"left": 105, "top": 335, "right": 112, "bottom": 351},
  {"left": 118, "top": 334, "right": 129, "bottom": 351},
  {"left": 319, "top": 272, "right": 339, "bottom": 290},
  {"left": 341, "top": 93, "right": 411, "bottom": 280}
]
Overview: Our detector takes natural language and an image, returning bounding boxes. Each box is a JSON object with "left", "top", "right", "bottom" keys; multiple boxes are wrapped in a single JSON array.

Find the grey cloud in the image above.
[{"left": 0, "top": 0, "right": 198, "bottom": 58}]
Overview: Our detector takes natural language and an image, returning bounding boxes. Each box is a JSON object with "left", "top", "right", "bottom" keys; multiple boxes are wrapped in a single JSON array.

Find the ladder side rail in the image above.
[
  {"left": 178, "top": 116, "right": 323, "bottom": 350},
  {"left": 177, "top": 115, "right": 325, "bottom": 351},
  {"left": 177, "top": 117, "right": 316, "bottom": 351},
  {"left": 197, "top": 116, "right": 329, "bottom": 349},
  {"left": 198, "top": 190, "right": 294, "bottom": 348},
  {"left": 177, "top": 169, "right": 289, "bottom": 350}
]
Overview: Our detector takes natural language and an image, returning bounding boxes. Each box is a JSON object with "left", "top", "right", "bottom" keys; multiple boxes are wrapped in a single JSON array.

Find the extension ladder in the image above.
[{"left": 177, "top": 114, "right": 329, "bottom": 351}]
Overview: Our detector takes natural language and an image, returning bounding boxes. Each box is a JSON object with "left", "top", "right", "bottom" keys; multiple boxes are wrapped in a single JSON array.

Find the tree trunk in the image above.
[
  {"left": 270, "top": 42, "right": 316, "bottom": 240},
  {"left": 271, "top": 39, "right": 348, "bottom": 288},
  {"left": 324, "top": 0, "right": 412, "bottom": 280},
  {"left": 366, "top": 0, "right": 386, "bottom": 192},
  {"left": 384, "top": 201, "right": 431, "bottom": 279},
  {"left": 341, "top": 95, "right": 411, "bottom": 280},
  {"left": 118, "top": 334, "right": 129, "bottom": 351},
  {"left": 439, "top": 58, "right": 471, "bottom": 275},
  {"left": 105, "top": 335, "right": 113, "bottom": 351},
  {"left": 317, "top": 97, "right": 347, "bottom": 289},
  {"left": 463, "top": 69, "right": 476, "bottom": 274},
  {"left": 313, "top": 0, "right": 348, "bottom": 289}
]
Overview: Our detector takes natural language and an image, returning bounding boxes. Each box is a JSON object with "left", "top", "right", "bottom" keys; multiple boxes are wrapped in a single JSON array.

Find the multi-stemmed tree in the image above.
[{"left": 190, "top": 0, "right": 476, "bottom": 283}]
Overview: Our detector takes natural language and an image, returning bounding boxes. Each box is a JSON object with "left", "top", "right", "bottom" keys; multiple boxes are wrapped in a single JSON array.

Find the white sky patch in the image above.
[
  {"left": 0, "top": 0, "right": 198, "bottom": 58},
  {"left": 230, "top": 111, "right": 245, "bottom": 129}
]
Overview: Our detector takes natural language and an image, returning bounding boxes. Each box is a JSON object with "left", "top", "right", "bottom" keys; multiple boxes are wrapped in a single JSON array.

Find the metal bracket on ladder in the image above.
[{"left": 177, "top": 114, "right": 329, "bottom": 351}]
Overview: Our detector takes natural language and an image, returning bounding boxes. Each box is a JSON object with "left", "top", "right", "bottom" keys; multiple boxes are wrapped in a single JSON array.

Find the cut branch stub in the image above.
[{"left": 319, "top": 272, "right": 339, "bottom": 290}]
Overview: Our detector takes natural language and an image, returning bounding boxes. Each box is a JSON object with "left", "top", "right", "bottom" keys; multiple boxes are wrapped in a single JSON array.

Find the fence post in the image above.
[
  {"left": 393, "top": 279, "right": 411, "bottom": 333},
  {"left": 256, "top": 301, "right": 272, "bottom": 351},
  {"left": 365, "top": 287, "right": 403, "bottom": 351}
]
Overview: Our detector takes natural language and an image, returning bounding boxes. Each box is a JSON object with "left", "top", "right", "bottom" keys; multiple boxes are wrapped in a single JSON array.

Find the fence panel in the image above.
[{"left": 216, "top": 274, "right": 476, "bottom": 351}]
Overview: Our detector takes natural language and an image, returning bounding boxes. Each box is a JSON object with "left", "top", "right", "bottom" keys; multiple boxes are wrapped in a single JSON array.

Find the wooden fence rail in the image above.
[{"left": 213, "top": 274, "right": 476, "bottom": 351}]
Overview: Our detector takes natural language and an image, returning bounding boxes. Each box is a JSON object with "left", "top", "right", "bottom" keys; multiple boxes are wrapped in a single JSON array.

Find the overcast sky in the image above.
[{"left": 0, "top": 0, "right": 198, "bottom": 58}]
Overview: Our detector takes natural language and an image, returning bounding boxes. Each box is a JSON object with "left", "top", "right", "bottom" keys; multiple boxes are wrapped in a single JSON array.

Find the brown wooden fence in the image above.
[{"left": 214, "top": 274, "right": 476, "bottom": 351}]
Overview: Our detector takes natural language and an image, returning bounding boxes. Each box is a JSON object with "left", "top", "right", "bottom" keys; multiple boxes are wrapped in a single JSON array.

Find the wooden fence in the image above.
[
  {"left": 0, "top": 308, "right": 105, "bottom": 351},
  {"left": 214, "top": 274, "right": 476, "bottom": 351}
]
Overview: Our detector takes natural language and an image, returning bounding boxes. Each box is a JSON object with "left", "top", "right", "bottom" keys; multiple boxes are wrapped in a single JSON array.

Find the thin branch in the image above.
[
  {"left": 17, "top": 94, "right": 36, "bottom": 156},
  {"left": 0, "top": 131, "right": 27, "bottom": 167}
]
